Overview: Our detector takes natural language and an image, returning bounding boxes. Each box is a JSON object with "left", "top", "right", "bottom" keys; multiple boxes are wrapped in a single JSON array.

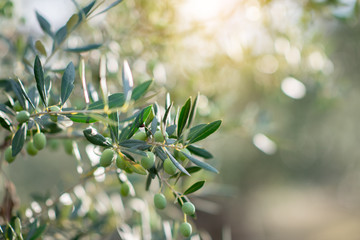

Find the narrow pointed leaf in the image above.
[
  {"left": 66, "top": 14, "right": 79, "bottom": 32},
  {"left": 35, "top": 40, "right": 47, "bottom": 57},
  {"left": 93, "top": 0, "right": 124, "bottom": 17},
  {"left": 172, "top": 166, "right": 202, "bottom": 178},
  {"left": 0, "top": 111, "right": 12, "bottom": 131},
  {"left": 0, "top": 104, "right": 14, "bottom": 116},
  {"left": 182, "top": 152, "right": 219, "bottom": 173},
  {"left": 34, "top": 56, "right": 47, "bottom": 107},
  {"left": 188, "top": 120, "right": 221, "bottom": 144},
  {"left": 9, "top": 80, "right": 27, "bottom": 109},
  {"left": 162, "top": 102, "right": 173, "bottom": 126},
  {"left": 17, "top": 79, "right": 36, "bottom": 110},
  {"left": 163, "top": 147, "right": 190, "bottom": 176},
  {"left": 177, "top": 98, "right": 191, "bottom": 137},
  {"left": 187, "top": 92, "right": 199, "bottom": 128},
  {"left": 35, "top": 11, "right": 53, "bottom": 37},
  {"left": 184, "top": 180, "right": 205, "bottom": 195},
  {"left": 65, "top": 43, "right": 102, "bottom": 53},
  {"left": 61, "top": 62, "right": 75, "bottom": 105},
  {"left": 108, "top": 111, "right": 120, "bottom": 143},
  {"left": 28, "top": 86, "right": 39, "bottom": 108},
  {"left": 80, "top": 0, "right": 96, "bottom": 17},
  {"left": 12, "top": 123, "right": 27, "bottom": 157},
  {"left": 187, "top": 145, "right": 213, "bottom": 159},
  {"left": 54, "top": 26, "right": 67, "bottom": 47},
  {"left": 132, "top": 80, "right": 152, "bottom": 101},
  {"left": 150, "top": 117, "right": 158, "bottom": 135},
  {"left": 127, "top": 105, "right": 152, "bottom": 139},
  {"left": 83, "top": 127, "right": 112, "bottom": 147}
]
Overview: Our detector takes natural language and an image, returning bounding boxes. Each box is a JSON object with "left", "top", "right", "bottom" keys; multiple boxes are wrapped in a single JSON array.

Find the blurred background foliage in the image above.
[{"left": 2, "top": 0, "right": 360, "bottom": 239}]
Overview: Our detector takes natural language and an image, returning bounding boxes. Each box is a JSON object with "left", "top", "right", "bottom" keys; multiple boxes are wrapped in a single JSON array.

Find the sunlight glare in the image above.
[
  {"left": 253, "top": 133, "right": 277, "bottom": 155},
  {"left": 281, "top": 77, "right": 306, "bottom": 99}
]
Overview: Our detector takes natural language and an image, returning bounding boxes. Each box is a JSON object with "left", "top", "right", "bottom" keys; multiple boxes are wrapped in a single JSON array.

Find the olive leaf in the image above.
[
  {"left": 187, "top": 120, "right": 222, "bottom": 144},
  {"left": 93, "top": 0, "right": 124, "bottom": 17},
  {"left": 65, "top": 44, "right": 102, "bottom": 53},
  {"left": 182, "top": 151, "right": 219, "bottom": 174},
  {"left": 187, "top": 145, "right": 213, "bottom": 159},
  {"left": 83, "top": 127, "right": 112, "bottom": 147},
  {"left": 34, "top": 56, "right": 47, "bottom": 107},
  {"left": 12, "top": 123, "right": 27, "bottom": 157},
  {"left": 184, "top": 181, "right": 205, "bottom": 195},
  {"left": 163, "top": 147, "right": 190, "bottom": 176},
  {"left": 131, "top": 80, "right": 152, "bottom": 101},
  {"left": 61, "top": 62, "right": 75, "bottom": 105},
  {"left": 35, "top": 11, "right": 53, "bottom": 37},
  {"left": 9, "top": 80, "right": 27, "bottom": 110},
  {"left": 17, "top": 79, "right": 36, "bottom": 110},
  {"left": 177, "top": 97, "right": 191, "bottom": 137}
]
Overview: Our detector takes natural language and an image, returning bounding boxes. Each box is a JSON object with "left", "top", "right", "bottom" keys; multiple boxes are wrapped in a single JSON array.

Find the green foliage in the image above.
[{"left": 0, "top": 1, "right": 221, "bottom": 239}]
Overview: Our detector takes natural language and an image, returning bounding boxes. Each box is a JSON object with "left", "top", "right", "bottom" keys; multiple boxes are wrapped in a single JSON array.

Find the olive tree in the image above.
[{"left": 0, "top": 1, "right": 221, "bottom": 239}]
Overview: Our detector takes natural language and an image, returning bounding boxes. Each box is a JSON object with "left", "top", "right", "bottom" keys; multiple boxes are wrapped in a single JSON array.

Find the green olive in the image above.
[
  {"left": 141, "top": 152, "right": 155, "bottom": 169},
  {"left": 154, "top": 131, "right": 168, "bottom": 142},
  {"left": 179, "top": 222, "right": 192, "bottom": 237},
  {"left": 5, "top": 146, "right": 15, "bottom": 163},
  {"left": 100, "top": 149, "right": 115, "bottom": 167},
  {"left": 49, "top": 139, "right": 59, "bottom": 150},
  {"left": 33, "top": 132, "right": 46, "bottom": 150},
  {"left": 132, "top": 131, "right": 147, "bottom": 141},
  {"left": 49, "top": 106, "right": 61, "bottom": 122},
  {"left": 16, "top": 110, "right": 30, "bottom": 123},
  {"left": 13, "top": 101, "right": 23, "bottom": 111},
  {"left": 120, "top": 182, "right": 130, "bottom": 196},
  {"left": 163, "top": 158, "right": 177, "bottom": 175},
  {"left": 116, "top": 154, "right": 127, "bottom": 170},
  {"left": 154, "top": 193, "right": 167, "bottom": 209},
  {"left": 182, "top": 202, "right": 195, "bottom": 215},
  {"left": 174, "top": 148, "right": 191, "bottom": 161},
  {"left": 64, "top": 140, "right": 73, "bottom": 155},
  {"left": 26, "top": 141, "right": 38, "bottom": 156}
]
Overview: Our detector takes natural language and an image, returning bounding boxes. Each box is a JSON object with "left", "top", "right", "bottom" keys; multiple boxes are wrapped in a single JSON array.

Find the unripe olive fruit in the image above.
[
  {"left": 100, "top": 149, "right": 115, "bottom": 167},
  {"left": 141, "top": 152, "right": 155, "bottom": 169},
  {"left": 120, "top": 182, "right": 130, "bottom": 196},
  {"left": 182, "top": 202, "right": 195, "bottom": 215},
  {"left": 49, "top": 106, "right": 60, "bottom": 122},
  {"left": 16, "top": 110, "right": 30, "bottom": 123},
  {"left": 174, "top": 148, "right": 191, "bottom": 161},
  {"left": 116, "top": 154, "right": 127, "bottom": 170},
  {"left": 154, "top": 193, "right": 167, "bottom": 209},
  {"left": 64, "top": 140, "right": 73, "bottom": 155},
  {"left": 154, "top": 131, "right": 168, "bottom": 142},
  {"left": 163, "top": 158, "right": 177, "bottom": 175},
  {"left": 33, "top": 132, "right": 46, "bottom": 150},
  {"left": 26, "top": 141, "right": 38, "bottom": 156},
  {"left": 5, "top": 146, "right": 15, "bottom": 163},
  {"left": 180, "top": 222, "right": 192, "bottom": 237},
  {"left": 132, "top": 131, "right": 147, "bottom": 141},
  {"left": 49, "top": 139, "right": 59, "bottom": 150},
  {"left": 13, "top": 101, "right": 23, "bottom": 111}
]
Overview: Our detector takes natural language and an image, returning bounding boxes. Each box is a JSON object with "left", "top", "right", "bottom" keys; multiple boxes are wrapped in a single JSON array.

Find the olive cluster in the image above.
[
  {"left": 4, "top": 102, "right": 56, "bottom": 162},
  {"left": 97, "top": 129, "right": 196, "bottom": 238},
  {"left": 153, "top": 192, "right": 195, "bottom": 237}
]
